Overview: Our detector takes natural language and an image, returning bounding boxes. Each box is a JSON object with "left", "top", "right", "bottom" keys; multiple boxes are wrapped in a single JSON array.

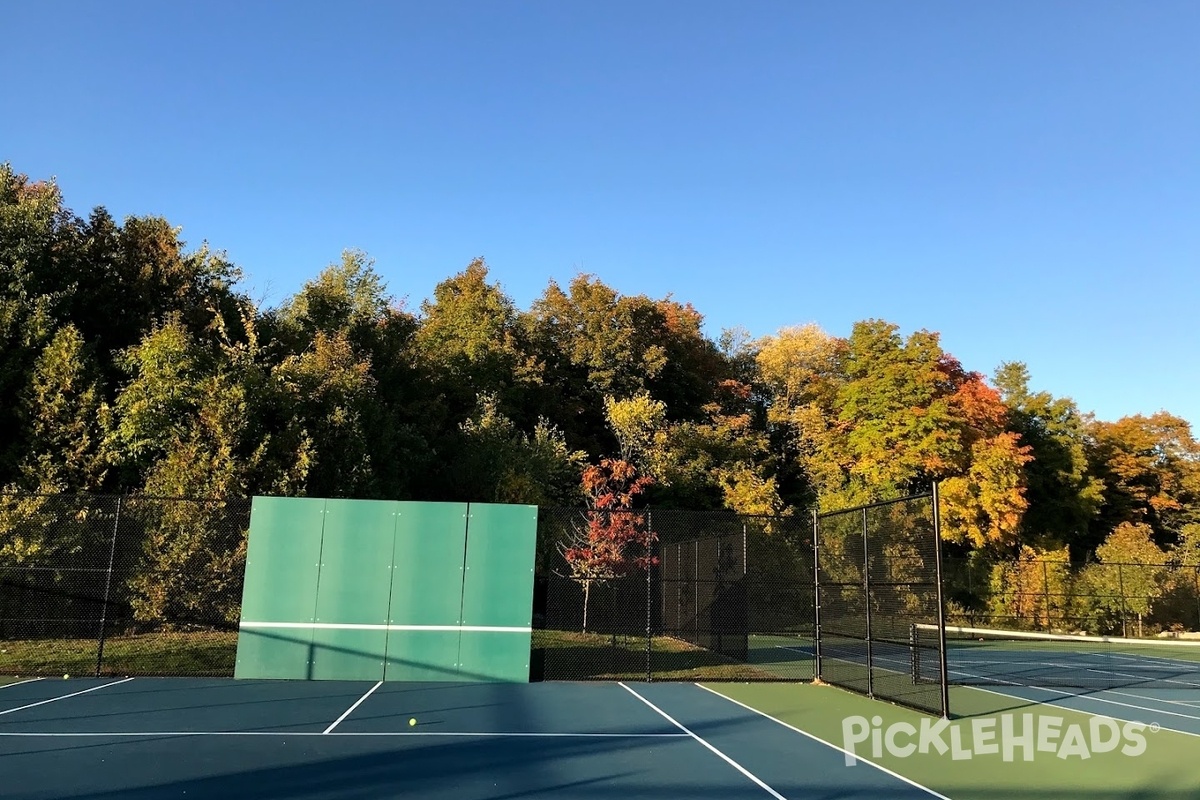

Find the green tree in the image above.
[
  {"left": 271, "top": 331, "right": 376, "bottom": 497},
  {"left": 993, "top": 362, "right": 1105, "bottom": 556},
  {"left": 0, "top": 167, "right": 73, "bottom": 484},
  {"left": 416, "top": 257, "right": 537, "bottom": 424},
  {"left": 270, "top": 250, "right": 431, "bottom": 498},
  {"left": 10, "top": 325, "right": 112, "bottom": 492},
  {"left": 1079, "top": 522, "right": 1169, "bottom": 636},
  {"left": 448, "top": 393, "right": 587, "bottom": 507}
]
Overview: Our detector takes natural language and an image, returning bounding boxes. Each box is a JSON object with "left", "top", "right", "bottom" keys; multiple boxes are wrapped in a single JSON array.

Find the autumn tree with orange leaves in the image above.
[{"left": 558, "top": 458, "right": 656, "bottom": 631}]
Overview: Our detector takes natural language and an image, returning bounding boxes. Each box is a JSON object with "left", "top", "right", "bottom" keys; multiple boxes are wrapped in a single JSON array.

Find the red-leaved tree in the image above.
[{"left": 559, "top": 458, "right": 657, "bottom": 632}]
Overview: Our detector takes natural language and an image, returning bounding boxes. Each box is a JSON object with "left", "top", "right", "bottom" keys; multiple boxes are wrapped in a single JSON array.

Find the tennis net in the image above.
[{"left": 912, "top": 623, "right": 1200, "bottom": 690}]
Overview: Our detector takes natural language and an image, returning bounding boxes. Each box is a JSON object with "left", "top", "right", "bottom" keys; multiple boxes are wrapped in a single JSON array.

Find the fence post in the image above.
[
  {"left": 94, "top": 495, "right": 122, "bottom": 678},
  {"left": 1195, "top": 566, "right": 1200, "bottom": 633},
  {"left": 1117, "top": 564, "right": 1128, "bottom": 638},
  {"left": 932, "top": 481, "right": 950, "bottom": 719},
  {"left": 645, "top": 512, "right": 652, "bottom": 683},
  {"left": 742, "top": 521, "right": 747, "bottom": 576},
  {"left": 694, "top": 539, "right": 700, "bottom": 643},
  {"left": 1042, "top": 560, "right": 1051, "bottom": 631},
  {"left": 862, "top": 507, "right": 873, "bottom": 698},
  {"left": 812, "top": 508, "right": 821, "bottom": 681}
]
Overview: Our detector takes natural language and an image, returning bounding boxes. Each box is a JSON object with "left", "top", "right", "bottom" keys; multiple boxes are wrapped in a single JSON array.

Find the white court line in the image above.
[
  {"left": 618, "top": 682, "right": 788, "bottom": 800},
  {"left": 0, "top": 678, "right": 134, "bottom": 717},
  {"left": 0, "top": 678, "right": 43, "bottom": 690},
  {"left": 694, "top": 684, "right": 951, "bottom": 800},
  {"left": 0, "top": 730, "right": 691, "bottom": 738},
  {"left": 323, "top": 680, "right": 382, "bottom": 734},
  {"left": 948, "top": 667, "right": 1200, "bottom": 733},
  {"left": 1103, "top": 689, "right": 1200, "bottom": 710},
  {"left": 775, "top": 646, "right": 811, "bottom": 655},
  {"left": 963, "top": 684, "right": 1200, "bottom": 739}
]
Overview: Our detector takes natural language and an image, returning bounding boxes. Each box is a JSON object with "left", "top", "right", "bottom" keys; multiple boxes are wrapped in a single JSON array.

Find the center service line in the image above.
[
  {"left": 618, "top": 682, "right": 789, "bottom": 800},
  {"left": 323, "top": 681, "right": 383, "bottom": 734},
  {"left": 0, "top": 677, "right": 135, "bottom": 717}
]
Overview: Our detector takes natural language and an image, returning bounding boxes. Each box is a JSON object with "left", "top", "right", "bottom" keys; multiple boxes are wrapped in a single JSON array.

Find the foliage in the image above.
[
  {"left": 2, "top": 161, "right": 1199, "bottom": 637},
  {"left": 558, "top": 459, "right": 655, "bottom": 631},
  {"left": 985, "top": 545, "right": 1072, "bottom": 630},
  {"left": 993, "top": 362, "right": 1104, "bottom": 555}
]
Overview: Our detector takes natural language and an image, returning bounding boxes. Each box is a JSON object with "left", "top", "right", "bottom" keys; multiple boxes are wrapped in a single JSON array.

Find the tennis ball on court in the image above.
[
  {"left": 63, "top": 674, "right": 69, "bottom": 679},
  {"left": 409, "top": 718, "right": 417, "bottom": 727}
]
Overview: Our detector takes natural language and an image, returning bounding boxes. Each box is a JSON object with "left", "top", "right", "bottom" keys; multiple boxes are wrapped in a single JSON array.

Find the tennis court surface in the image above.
[{"left": 0, "top": 677, "right": 937, "bottom": 800}]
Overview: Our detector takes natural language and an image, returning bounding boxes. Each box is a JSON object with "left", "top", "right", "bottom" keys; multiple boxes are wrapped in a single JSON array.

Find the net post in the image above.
[
  {"left": 94, "top": 495, "right": 122, "bottom": 678},
  {"left": 862, "top": 507, "right": 873, "bottom": 698},
  {"left": 909, "top": 622, "right": 920, "bottom": 682},
  {"left": 812, "top": 507, "right": 821, "bottom": 681},
  {"left": 931, "top": 481, "right": 950, "bottom": 718}
]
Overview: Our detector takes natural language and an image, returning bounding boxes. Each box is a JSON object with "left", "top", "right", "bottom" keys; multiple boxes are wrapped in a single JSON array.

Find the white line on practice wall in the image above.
[{"left": 239, "top": 622, "right": 530, "bottom": 633}]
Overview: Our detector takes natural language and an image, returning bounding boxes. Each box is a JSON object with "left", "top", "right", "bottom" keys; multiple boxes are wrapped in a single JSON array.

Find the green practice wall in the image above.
[{"left": 234, "top": 498, "right": 537, "bottom": 682}]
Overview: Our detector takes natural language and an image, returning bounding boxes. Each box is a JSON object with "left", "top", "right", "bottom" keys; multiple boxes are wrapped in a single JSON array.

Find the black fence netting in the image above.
[
  {"left": 0, "top": 492, "right": 251, "bottom": 678},
  {"left": 535, "top": 507, "right": 815, "bottom": 683},
  {"left": 3, "top": 490, "right": 955, "bottom": 715},
  {"left": 815, "top": 491, "right": 947, "bottom": 716},
  {"left": 942, "top": 555, "right": 1200, "bottom": 639}
]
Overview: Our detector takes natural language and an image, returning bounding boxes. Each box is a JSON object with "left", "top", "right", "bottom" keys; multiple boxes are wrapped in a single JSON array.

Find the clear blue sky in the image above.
[{"left": 8, "top": 1, "right": 1199, "bottom": 427}]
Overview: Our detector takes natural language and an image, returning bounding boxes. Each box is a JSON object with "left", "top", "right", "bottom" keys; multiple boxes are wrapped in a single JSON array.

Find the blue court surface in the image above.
[
  {"left": 956, "top": 682, "right": 1200, "bottom": 739},
  {"left": 0, "top": 678, "right": 944, "bottom": 800},
  {"left": 937, "top": 634, "right": 1200, "bottom": 738}
]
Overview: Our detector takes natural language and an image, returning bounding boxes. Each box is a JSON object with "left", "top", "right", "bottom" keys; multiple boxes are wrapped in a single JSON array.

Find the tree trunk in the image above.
[{"left": 582, "top": 581, "right": 590, "bottom": 633}]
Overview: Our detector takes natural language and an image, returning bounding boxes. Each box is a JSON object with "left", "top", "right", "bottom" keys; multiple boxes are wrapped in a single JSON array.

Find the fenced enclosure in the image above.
[
  {"left": 534, "top": 507, "right": 815, "bottom": 683},
  {"left": 813, "top": 490, "right": 948, "bottom": 716},
  {"left": 6, "top": 487, "right": 1198, "bottom": 718},
  {"left": 0, "top": 492, "right": 251, "bottom": 677},
  {"left": 942, "top": 554, "right": 1200, "bottom": 639}
]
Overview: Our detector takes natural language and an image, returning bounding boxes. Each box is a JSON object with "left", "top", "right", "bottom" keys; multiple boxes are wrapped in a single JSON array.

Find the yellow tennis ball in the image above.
[
  {"left": 63, "top": 674, "right": 69, "bottom": 679},
  {"left": 409, "top": 718, "right": 417, "bottom": 727}
]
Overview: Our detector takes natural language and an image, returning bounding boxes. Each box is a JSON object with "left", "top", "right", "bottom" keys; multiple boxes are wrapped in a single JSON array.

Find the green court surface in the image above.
[
  {"left": 744, "top": 632, "right": 814, "bottom": 678},
  {"left": 705, "top": 681, "right": 1200, "bottom": 800}
]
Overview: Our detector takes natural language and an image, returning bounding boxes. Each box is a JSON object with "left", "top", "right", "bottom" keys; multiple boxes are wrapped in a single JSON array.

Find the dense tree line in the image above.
[{"left": 2, "top": 163, "right": 1198, "bottom": 589}]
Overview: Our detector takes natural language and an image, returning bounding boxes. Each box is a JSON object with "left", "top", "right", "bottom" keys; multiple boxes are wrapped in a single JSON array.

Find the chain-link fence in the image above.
[
  {"left": 9, "top": 487, "right": 1197, "bottom": 716},
  {"left": 942, "top": 555, "right": 1200, "bottom": 639},
  {"left": 534, "top": 507, "right": 815, "bottom": 683},
  {"left": 0, "top": 492, "right": 251, "bottom": 678},
  {"left": 814, "top": 490, "right": 948, "bottom": 716}
]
